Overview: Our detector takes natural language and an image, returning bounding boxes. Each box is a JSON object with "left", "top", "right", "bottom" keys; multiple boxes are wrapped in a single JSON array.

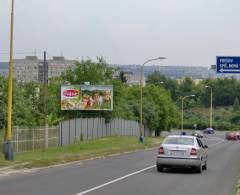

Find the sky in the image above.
[{"left": 0, "top": 0, "right": 240, "bottom": 66}]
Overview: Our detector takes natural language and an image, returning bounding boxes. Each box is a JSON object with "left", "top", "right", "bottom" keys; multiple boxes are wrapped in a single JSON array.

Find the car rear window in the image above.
[{"left": 163, "top": 137, "right": 194, "bottom": 146}]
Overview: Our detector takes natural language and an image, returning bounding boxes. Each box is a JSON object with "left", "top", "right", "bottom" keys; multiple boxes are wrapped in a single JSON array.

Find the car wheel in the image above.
[
  {"left": 202, "top": 162, "right": 207, "bottom": 170},
  {"left": 196, "top": 164, "right": 202, "bottom": 173},
  {"left": 157, "top": 165, "right": 164, "bottom": 172}
]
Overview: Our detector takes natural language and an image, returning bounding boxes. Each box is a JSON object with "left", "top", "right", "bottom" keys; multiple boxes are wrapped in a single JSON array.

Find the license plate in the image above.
[{"left": 169, "top": 150, "right": 185, "bottom": 156}]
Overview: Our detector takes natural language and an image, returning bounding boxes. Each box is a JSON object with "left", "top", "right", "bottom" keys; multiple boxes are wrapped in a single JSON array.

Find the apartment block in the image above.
[{"left": 12, "top": 56, "right": 75, "bottom": 83}]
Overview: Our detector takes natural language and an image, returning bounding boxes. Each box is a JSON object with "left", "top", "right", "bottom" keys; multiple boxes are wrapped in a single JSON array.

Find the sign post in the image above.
[{"left": 217, "top": 56, "right": 240, "bottom": 73}]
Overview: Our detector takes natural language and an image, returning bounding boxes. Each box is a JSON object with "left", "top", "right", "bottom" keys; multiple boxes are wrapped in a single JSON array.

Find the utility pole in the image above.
[
  {"left": 4, "top": 0, "right": 15, "bottom": 160},
  {"left": 43, "top": 51, "right": 49, "bottom": 148},
  {"left": 43, "top": 51, "right": 48, "bottom": 124},
  {"left": 210, "top": 87, "right": 213, "bottom": 128}
]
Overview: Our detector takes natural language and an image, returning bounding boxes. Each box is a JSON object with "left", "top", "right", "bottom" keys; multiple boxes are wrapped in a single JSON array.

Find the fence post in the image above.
[
  {"left": 32, "top": 128, "right": 35, "bottom": 151},
  {"left": 60, "top": 122, "right": 63, "bottom": 146},
  {"left": 16, "top": 126, "right": 19, "bottom": 153},
  {"left": 45, "top": 124, "right": 49, "bottom": 149}
]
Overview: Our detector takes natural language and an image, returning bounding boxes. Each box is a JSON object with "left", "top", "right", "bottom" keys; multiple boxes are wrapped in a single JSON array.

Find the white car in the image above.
[{"left": 156, "top": 135, "right": 208, "bottom": 173}]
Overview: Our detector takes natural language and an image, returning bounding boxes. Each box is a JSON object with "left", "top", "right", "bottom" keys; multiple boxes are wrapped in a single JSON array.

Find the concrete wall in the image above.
[{"left": 59, "top": 118, "right": 140, "bottom": 145}]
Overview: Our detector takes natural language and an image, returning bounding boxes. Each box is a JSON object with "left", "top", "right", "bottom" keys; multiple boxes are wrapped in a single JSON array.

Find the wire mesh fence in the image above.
[
  {"left": 0, "top": 118, "right": 143, "bottom": 153},
  {"left": 0, "top": 126, "right": 58, "bottom": 153}
]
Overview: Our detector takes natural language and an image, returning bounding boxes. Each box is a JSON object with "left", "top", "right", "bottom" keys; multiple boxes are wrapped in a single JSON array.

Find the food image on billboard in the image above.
[
  {"left": 80, "top": 85, "right": 113, "bottom": 110},
  {"left": 61, "top": 85, "right": 81, "bottom": 110},
  {"left": 61, "top": 85, "right": 113, "bottom": 111}
]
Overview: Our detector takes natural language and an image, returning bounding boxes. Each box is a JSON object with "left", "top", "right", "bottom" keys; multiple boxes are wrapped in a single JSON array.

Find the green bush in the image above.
[{"left": 215, "top": 121, "right": 232, "bottom": 130}]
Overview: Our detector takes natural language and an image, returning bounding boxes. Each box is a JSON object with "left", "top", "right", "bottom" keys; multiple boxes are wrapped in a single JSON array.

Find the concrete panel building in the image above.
[{"left": 12, "top": 56, "right": 76, "bottom": 83}]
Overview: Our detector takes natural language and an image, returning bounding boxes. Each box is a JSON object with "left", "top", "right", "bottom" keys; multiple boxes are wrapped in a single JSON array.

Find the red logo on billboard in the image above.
[{"left": 63, "top": 90, "right": 79, "bottom": 97}]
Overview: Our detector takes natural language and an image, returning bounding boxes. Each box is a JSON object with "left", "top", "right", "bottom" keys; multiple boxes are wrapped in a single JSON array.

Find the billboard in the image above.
[{"left": 61, "top": 85, "right": 113, "bottom": 111}]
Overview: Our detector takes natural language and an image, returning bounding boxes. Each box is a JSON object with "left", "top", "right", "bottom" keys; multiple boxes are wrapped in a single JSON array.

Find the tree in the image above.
[
  {"left": 212, "top": 77, "right": 238, "bottom": 106},
  {"left": 62, "top": 57, "right": 113, "bottom": 85},
  {"left": 12, "top": 81, "right": 40, "bottom": 128},
  {"left": 147, "top": 71, "right": 178, "bottom": 100},
  {"left": 233, "top": 97, "right": 240, "bottom": 111},
  {"left": 143, "top": 84, "right": 179, "bottom": 135},
  {"left": 177, "top": 77, "right": 195, "bottom": 97},
  {"left": 119, "top": 71, "right": 127, "bottom": 83}
]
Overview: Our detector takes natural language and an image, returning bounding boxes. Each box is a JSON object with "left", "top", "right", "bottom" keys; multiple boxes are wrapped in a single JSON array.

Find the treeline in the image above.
[
  {"left": 0, "top": 59, "right": 179, "bottom": 136},
  {"left": 1, "top": 60, "right": 240, "bottom": 134},
  {"left": 147, "top": 71, "right": 240, "bottom": 107},
  {"left": 147, "top": 71, "right": 240, "bottom": 130}
]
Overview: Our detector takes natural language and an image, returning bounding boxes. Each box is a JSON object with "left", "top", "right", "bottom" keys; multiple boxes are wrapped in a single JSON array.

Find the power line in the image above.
[{"left": 0, "top": 52, "right": 37, "bottom": 55}]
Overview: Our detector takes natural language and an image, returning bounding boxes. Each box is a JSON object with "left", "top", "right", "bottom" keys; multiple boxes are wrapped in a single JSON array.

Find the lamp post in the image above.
[
  {"left": 181, "top": 95, "right": 195, "bottom": 131},
  {"left": 140, "top": 57, "right": 166, "bottom": 142},
  {"left": 4, "top": 0, "right": 15, "bottom": 160},
  {"left": 205, "top": 86, "right": 213, "bottom": 128},
  {"left": 157, "top": 81, "right": 165, "bottom": 86}
]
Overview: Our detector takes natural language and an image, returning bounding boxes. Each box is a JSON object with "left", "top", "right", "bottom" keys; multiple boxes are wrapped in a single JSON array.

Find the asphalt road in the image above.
[{"left": 0, "top": 132, "right": 240, "bottom": 195}]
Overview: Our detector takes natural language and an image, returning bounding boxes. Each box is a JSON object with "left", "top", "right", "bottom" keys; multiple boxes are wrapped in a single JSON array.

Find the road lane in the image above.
[
  {"left": 84, "top": 139, "right": 240, "bottom": 195},
  {"left": 0, "top": 147, "right": 160, "bottom": 195},
  {"left": 0, "top": 134, "right": 238, "bottom": 195},
  {"left": 74, "top": 135, "right": 225, "bottom": 195}
]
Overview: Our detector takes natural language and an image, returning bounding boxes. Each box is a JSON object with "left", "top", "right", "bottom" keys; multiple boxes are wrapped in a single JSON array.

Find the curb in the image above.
[{"left": 0, "top": 145, "right": 160, "bottom": 178}]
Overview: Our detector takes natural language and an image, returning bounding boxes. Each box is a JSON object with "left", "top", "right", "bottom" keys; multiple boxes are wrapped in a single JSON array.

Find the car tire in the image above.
[
  {"left": 196, "top": 164, "right": 202, "bottom": 173},
  {"left": 157, "top": 165, "right": 164, "bottom": 172}
]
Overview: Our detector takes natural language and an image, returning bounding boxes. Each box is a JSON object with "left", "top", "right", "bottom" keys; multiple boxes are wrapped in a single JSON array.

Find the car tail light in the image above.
[
  {"left": 159, "top": 146, "right": 164, "bottom": 154},
  {"left": 190, "top": 148, "right": 197, "bottom": 155}
]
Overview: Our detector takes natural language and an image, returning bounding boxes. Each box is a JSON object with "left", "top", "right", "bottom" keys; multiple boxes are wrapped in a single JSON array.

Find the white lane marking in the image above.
[
  {"left": 208, "top": 139, "right": 225, "bottom": 147},
  {"left": 205, "top": 137, "right": 222, "bottom": 141},
  {"left": 74, "top": 137, "right": 226, "bottom": 195},
  {"left": 74, "top": 165, "right": 155, "bottom": 195},
  {"left": 204, "top": 136, "right": 225, "bottom": 148}
]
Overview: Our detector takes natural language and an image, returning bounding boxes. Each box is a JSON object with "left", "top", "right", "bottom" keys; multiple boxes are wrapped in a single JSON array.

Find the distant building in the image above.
[
  {"left": 2, "top": 59, "right": 240, "bottom": 83},
  {"left": 0, "top": 62, "right": 8, "bottom": 77},
  {"left": 124, "top": 72, "right": 146, "bottom": 86},
  {"left": 11, "top": 56, "right": 76, "bottom": 83},
  {"left": 48, "top": 56, "right": 76, "bottom": 79},
  {"left": 177, "top": 78, "right": 203, "bottom": 85},
  {"left": 110, "top": 64, "right": 240, "bottom": 82}
]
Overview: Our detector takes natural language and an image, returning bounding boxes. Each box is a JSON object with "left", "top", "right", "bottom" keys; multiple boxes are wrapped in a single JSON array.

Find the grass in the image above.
[
  {"left": 0, "top": 136, "right": 163, "bottom": 169},
  {"left": 193, "top": 106, "right": 233, "bottom": 117},
  {"left": 236, "top": 178, "right": 240, "bottom": 195}
]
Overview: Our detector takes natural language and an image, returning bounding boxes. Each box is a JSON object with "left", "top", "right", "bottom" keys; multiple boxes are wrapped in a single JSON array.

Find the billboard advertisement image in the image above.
[
  {"left": 61, "top": 85, "right": 113, "bottom": 111},
  {"left": 61, "top": 85, "right": 81, "bottom": 110}
]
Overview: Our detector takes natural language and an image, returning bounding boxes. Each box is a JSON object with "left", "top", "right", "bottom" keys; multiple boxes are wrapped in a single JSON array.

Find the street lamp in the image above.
[
  {"left": 181, "top": 94, "right": 195, "bottom": 131},
  {"left": 205, "top": 86, "right": 213, "bottom": 128},
  {"left": 140, "top": 57, "right": 166, "bottom": 142}
]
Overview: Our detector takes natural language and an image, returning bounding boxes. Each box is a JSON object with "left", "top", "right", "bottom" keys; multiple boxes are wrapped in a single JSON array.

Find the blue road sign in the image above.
[{"left": 217, "top": 56, "right": 240, "bottom": 73}]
